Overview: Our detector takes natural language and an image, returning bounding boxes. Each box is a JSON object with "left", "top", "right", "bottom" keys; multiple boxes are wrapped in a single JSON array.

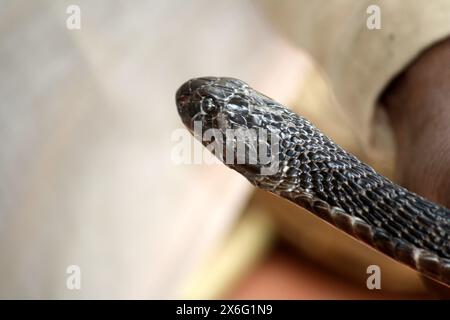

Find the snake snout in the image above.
[
  {"left": 176, "top": 77, "right": 221, "bottom": 129},
  {"left": 176, "top": 79, "right": 200, "bottom": 128}
]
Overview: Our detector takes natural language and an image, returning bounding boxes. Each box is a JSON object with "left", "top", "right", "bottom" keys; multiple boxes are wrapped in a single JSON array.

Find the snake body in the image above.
[{"left": 176, "top": 77, "right": 450, "bottom": 286}]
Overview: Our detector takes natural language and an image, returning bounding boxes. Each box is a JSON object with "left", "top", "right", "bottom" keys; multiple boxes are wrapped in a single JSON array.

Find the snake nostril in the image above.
[
  {"left": 178, "top": 95, "right": 189, "bottom": 108},
  {"left": 176, "top": 81, "right": 192, "bottom": 104}
]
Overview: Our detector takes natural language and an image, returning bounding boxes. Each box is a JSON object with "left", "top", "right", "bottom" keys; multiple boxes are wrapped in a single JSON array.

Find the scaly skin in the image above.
[{"left": 176, "top": 77, "right": 450, "bottom": 286}]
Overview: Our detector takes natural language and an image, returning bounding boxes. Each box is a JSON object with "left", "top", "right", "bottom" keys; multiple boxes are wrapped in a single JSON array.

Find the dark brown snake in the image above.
[{"left": 175, "top": 77, "right": 450, "bottom": 286}]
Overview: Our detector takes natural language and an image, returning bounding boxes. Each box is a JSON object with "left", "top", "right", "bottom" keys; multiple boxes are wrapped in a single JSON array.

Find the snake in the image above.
[{"left": 175, "top": 77, "right": 450, "bottom": 286}]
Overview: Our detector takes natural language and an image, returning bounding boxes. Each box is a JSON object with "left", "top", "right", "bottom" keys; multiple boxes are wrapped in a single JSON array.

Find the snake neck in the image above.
[{"left": 249, "top": 111, "right": 450, "bottom": 261}]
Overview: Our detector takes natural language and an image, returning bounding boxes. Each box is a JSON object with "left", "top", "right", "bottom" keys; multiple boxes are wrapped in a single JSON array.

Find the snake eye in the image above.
[{"left": 201, "top": 98, "right": 217, "bottom": 114}]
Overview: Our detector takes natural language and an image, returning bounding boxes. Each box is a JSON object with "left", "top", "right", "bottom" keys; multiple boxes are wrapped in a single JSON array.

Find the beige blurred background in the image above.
[
  {"left": 1, "top": 0, "right": 448, "bottom": 299},
  {"left": 0, "top": 0, "right": 307, "bottom": 298}
]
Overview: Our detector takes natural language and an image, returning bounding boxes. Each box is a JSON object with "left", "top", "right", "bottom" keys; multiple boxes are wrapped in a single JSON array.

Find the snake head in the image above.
[
  {"left": 176, "top": 77, "right": 250, "bottom": 132},
  {"left": 176, "top": 77, "right": 292, "bottom": 181}
]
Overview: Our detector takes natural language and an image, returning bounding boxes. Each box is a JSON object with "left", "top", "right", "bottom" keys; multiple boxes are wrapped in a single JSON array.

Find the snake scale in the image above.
[{"left": 176, "top": 77, "right": 450, "bottom": 286}]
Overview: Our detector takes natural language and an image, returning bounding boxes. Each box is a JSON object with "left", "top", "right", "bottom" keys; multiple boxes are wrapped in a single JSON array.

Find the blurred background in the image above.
[{"left": 0, "top": 0, "right": 447, "bottom": 299}]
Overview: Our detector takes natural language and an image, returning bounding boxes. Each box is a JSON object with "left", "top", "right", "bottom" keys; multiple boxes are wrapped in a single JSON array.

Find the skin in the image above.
[
  {"left": 230, "top": 38, "right": 450, "bottom": 298},
  {"left": 381, "top": 38, "right": 450, "bottom": 209}
]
